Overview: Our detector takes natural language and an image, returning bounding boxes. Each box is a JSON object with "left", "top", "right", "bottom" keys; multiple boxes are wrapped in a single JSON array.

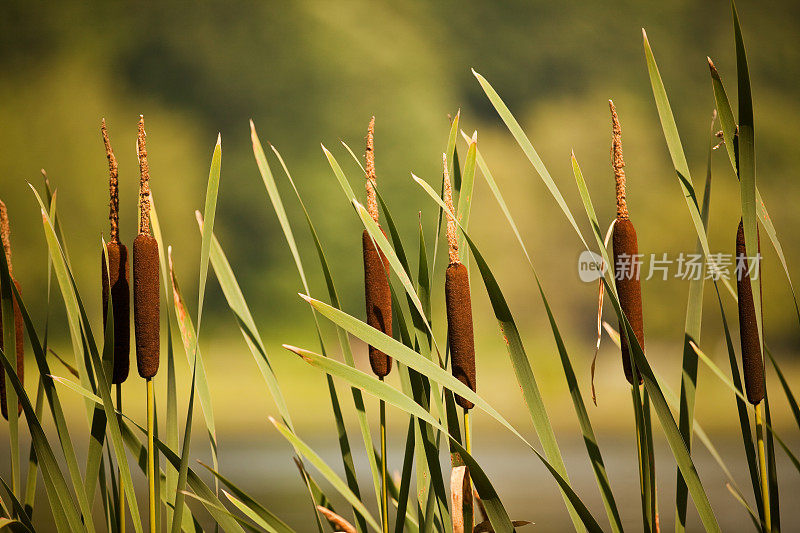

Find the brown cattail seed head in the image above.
[
  {"left": 0, "top": 200, "right": 12, "bottom": 277},
  {"left": 137, "top": 116, "right": 151, "bottom": 235},
  {"left": 612, "top": 218, "right": 644, "bottom": 385},
  {"left": 442, "top": 153, "right": 459, "bottom": 265},
  {"left": 363, "top": 229, "right": 392, "bottom": 377},
  {"left": 102, "top": 119, "right": 120, "bottom": 241},
  {"left": 445, "top": 263, "right": 476, "bottom": 409},
  {"left": 0, "top": 201, "right": 23, "bottom": 418},
  {"left": 133, "top": 234, "right": 159, "bottom": 379},
  {"left": 365, "top": 116, "right": 379, "bottom": 224},
  {"left": 736, "top": 220, "right": 764, "bottom": 405},
  {"left": 609, "top": 100, "right": 628, "bottom": 220},
  {"left": 103, "top": 241, "right": 130, "bottom": 384}
]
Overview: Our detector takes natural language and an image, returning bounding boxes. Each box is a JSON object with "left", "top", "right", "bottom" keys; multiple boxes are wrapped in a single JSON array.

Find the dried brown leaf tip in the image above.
[
  {"left": 316, "top": 506, "right": 356, "bottom": 533},
  {"left": 365, "top": 116, "right": 379, "bottom": 224},
  {"left": 442, "top": 153, "right": 459, "bottom": 265},
  {"left": 609, "top": 100, "right": 628, "bottom": 220},
  {"left": 102, "top": 119, "right": 120, "bottom": 241},
  {"left": 136, "top": 115, "right": 151, "bottom": 235}
]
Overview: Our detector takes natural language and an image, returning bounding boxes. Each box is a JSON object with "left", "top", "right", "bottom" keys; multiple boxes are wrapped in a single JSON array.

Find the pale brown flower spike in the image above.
[
  {"left": 609, "top": 100, "right": 628, "bottom": 220},
  {"left": 102, "top": 118, "right": 120, "bottom": 242},
  {"left": 137, "top": 115, "right": 151, "bottom": 235},
  {"left": 365, "top": 116, "right": 379, "bottom": 224},
  {"left": 0, "top": 200, "right": 11, "bottom": 277},
  {"left": 442, "top": 153, "right": 459, "bottom": 265}
]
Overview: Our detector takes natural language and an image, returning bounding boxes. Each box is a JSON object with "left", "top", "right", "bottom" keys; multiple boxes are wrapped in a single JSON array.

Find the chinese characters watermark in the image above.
[{"left": 577, "top": 252, "right": 760, "bottom": 282}]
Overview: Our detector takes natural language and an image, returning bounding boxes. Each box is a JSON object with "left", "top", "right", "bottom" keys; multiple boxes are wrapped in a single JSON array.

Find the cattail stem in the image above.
[
  {"left": 463, "top": 409, "right": 473, "bottom": 533},
  {"left": 147, "top": 378, "right": 155, "bottom": 533},
  {"left": 117, "top": 384, "right": 126, "bottom": 533},
  {"left": 754, "top": 403, "right": 770, "bottom": 531},
  {"left": 379, "top": 393, "right": 388, "bottom": 533},
  {"left": 442, "top": 154, "right": 476, "bottom": 410}
]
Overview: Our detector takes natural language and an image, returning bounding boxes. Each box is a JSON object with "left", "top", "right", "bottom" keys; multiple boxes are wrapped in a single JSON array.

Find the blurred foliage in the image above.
[{"left": 0, "top": 0, "right": 799, "bottom": 354}]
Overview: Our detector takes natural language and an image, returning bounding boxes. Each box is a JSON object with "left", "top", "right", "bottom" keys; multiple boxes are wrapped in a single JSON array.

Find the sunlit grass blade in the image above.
[
  {"left": 270, "top": 417, "right": 382, "bottom": 533},
  {"left": 708, "top": 59, "right": 800, "bottom": 323},
  {"left": 169, "top": 361, "right": 197, "bottom": 533},
  {"left": 413, "top": 173, "right": 585, "bottom": 530},
  {"left": 455, "top": 132, "right": 477, "bottom": 265},
  {"left": 472, "top": 69, "right": 589, "bottom": 251},
  {"left": 675, "top": 110, "right": 716, "bottom": 532},
  {"left": 22, "top": 378, "right": 44, "bottom": 518},
  {"left": 197, "top": 462, "right": 295, "bottom": 533},
  {"left": 766, "top": 348, "right": 800, "bottom": 432},
  {"left": 179, "top": 492, "right": 262, "bottom": 533},
  {"left": 273, "top": 144, "right": 382, "bottom": 510},
  {"left": 286, "top": 345, "right": 603, "bottom": 533},
  {"left": 466, "top": 135, "right": 623, "bottom": 532},
  {"left": 0, "top": 477, "right": 35, "bottom": 531},
  {"left": 569, "top": 157, "right": 721, "bottom": 532},
  {"left": 30, "top": 188, "right": 142, "bottom": 533},
  {"left": 261, "top": 136, "right": 369, "bottom": 531}
]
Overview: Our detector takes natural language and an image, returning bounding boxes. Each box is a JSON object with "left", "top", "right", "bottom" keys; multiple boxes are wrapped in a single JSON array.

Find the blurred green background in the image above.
[{"left": 1, "top": 1, "right": 799, "bottom": 530}]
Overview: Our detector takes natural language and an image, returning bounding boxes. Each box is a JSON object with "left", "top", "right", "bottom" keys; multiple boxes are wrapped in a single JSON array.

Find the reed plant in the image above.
[{"left": 0, "top": 4, "right": 797, "bottom": 533}]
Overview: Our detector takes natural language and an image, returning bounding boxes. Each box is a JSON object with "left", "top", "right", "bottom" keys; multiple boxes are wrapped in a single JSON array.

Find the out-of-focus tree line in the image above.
[{"left": 1, "top": 0, "right": 798, "bottom": 349}]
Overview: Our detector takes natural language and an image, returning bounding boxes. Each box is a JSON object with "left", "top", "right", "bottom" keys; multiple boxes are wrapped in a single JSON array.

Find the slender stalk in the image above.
[
  {"left": 755, "top": 403, "right": 770, "bottom": 532},
  {"left": 379, "top": 392, "right": 388, "bottom": 533},
  {"left": 463, "top": 409, "right": 473, "bottom": 533},
  {"left": 117, "top": 383, "right": 126, "bottom": 533},
  {"left": 147, "top": 378, "right": 155, "bottom": 533}
]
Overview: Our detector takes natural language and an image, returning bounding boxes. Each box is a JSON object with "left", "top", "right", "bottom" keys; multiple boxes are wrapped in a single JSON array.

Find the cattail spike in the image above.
[
  {"left": 736, "top": 220, "right": 764, "bottom": 404},
  {"left": 609, "top": 100, "right": 628, "bottom": 220},
  {"left": 102, "top": 119, "right": 120, "bottom": 241},
  {"left": 365, "top": 116, "right": 379, "bottom": 224},
  {"left": 442, "top": 153, "right": 459, "bottom": 265},
  {"left": 0, "top": 200, "right": 11, "bottom": 277},
  {"left": 137, "top": 115, "right": 151, "bottom": 235}
]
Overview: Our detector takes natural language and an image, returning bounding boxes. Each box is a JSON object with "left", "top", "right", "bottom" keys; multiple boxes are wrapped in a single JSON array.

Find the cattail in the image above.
[
  {"left": 101, "top": 120, "right": 131, "bottom": 384},
  {"left": 363, "top": 117, "right": 392, "bottom": 377},
  {"left": 442, "top": 153, "right": 476, "bottom": 410},
  {"left": 610, "top": 101, "right": 644, "bottom": 385},
  {"left": 133, "top": 116, "right": 159, "bottom": 379},
  {"left": 0, "top": 200, "right": 23, "bottom": 418},
  {"left": 736, "top": 220, "right": 764, "bottom": 405}
]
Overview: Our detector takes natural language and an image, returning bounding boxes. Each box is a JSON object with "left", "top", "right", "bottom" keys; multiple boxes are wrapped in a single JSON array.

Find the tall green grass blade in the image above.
[
  {"left": 472, "top": 70, "right": 589, "bottom": 251},
  {"left": 569, "top": 158, "right": 720, "bottom": 532},
  {"left": 287, "top": 344, "right": 602, "bottom": 533},
  {"left": 467, "top": 138, "right": 623, "bottom": 532},
  {"left": 0, "top": 477, "right": 35, "bottom": 531},
  {"left": 0, "top": 348, "right": 83, "bottom": 532},
  {"left": 273, "top": 145, "right": 382, "bottom": 510},
  {"left": 197, "top": 214, "right": 293, "bottom": 429},
  {"left": 22, "top": 378, "right": 44, "bottom": 518},
  {"left": 456, "top": 133, "right": 477, "bottom": 265},
  {"left": 270, "top": 417, "right": 382, "bottom": 533},
  {"left": 169, "top": 363, "right": 197, "bottom": 533},
  {"left": 0, "top": 230, "right": 19, "bottom": 506},
  {"left": 198, "top": 463, "right": 295, "bottom": 533},
  {"left": 413, "top": 174, "right": 585, "bottom": 530},
  {"left": 393, "top": 419, "right": 416, "bottom": 533},
  {"left": 708, "top": 60, "right": 800, "bottom": 323},
  {"left": 641, "top": 31, "right": 713, "bottom": 261},
  {"left": 179, "top": 492, "right": 262, "bottom": 533},
  {"left": 767, "top": 348, "right": 800, "bottom": 432},
  {"left": 120, "top": 422, "right": 243, "bottom": 532},
  {"left": 258, "top": 136, "right": 369, "bottom": 530},
  {"left": 30, "top": 188, "right": 143, "bottom": 533},
  {"left": 676, "top": 111, "right": 716, "bottom": 532}
]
